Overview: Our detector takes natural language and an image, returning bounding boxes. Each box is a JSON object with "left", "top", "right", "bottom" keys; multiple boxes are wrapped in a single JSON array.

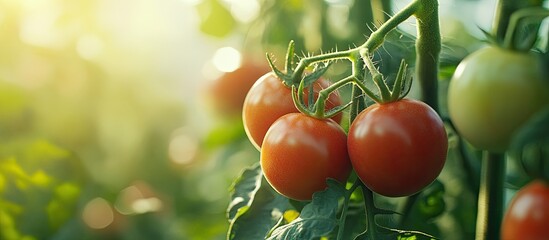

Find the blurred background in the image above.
[{"left": 0, "top": 0, "right": 530, "bottom": 239}]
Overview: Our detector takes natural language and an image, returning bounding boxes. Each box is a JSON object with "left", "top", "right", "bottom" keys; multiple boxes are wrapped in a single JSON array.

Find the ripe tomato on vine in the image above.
[
  {"left": 242, "top": 72, "right": 342, "bottom": 149},
  {"left": 347, "top": 99, "right": 448, "bottom": 197},
  {"left": 260, "top": 112, "right": 351, "bottom": 201}
]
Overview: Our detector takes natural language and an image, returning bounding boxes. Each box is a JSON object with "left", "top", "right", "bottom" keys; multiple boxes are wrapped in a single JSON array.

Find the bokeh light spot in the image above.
[
  {"left": 169, "top": 133, "right": 199, "bottom": 166},
  {"left": 132, "top": 198, "right": 163, "bottom": 214},
  {"left": 228, "top": 0, "right": 260, "bottom": 23},
  {"left": 82, "top": 198, "right": 114, "bottom": 229},
  {"left": 212, "top": 47, "right": 241, "bottom": 73}
]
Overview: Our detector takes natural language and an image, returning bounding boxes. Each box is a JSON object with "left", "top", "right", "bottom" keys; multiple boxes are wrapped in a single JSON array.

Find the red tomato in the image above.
[
  {"left": 242, "top": 72, "right": 342, "bottom": 149},
  {"left": 205, "top": 60, "right": 270, "bottom": 117},
  {"left": 347, "top": 99, "right": 448, "bottom": 197},
  {"left": 261, "top": 113, "right": 351, "bottom": 201},
  {"left": 501, "top": 180, "right": 549, "bottom": 240}
]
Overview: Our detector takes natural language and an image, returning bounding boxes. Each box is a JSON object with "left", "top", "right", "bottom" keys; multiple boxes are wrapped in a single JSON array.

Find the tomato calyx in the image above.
[
  {"left": 264, "top": 41, "right": 414, "bottom": 121},
  {"left": 480, "top": 7, "right": 549, "bottom": 52},
  {"left": 503, "top": 7, "right": 549, "bottom": 51},
  {"left": 265, "top": 41, "right": 348, "bottom": 120},
  {"left": 266, "top": 41, "right": 332, "bottom": 89}
]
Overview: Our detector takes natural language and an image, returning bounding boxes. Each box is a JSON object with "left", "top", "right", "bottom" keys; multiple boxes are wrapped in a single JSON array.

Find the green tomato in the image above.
[{"left": 448, "top": 46, "right": 549, "bottom": 153}]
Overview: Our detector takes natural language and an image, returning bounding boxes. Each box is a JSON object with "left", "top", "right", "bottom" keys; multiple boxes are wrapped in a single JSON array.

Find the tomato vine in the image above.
[{"left": 227, "top": 0, "right": 549, "bottom": 239}]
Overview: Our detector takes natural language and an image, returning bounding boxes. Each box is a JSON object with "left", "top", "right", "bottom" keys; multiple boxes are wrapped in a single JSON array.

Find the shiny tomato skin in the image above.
[
  {"left": 501, "top": 180, "right": 549, "bottom": 240},
  {"left": 448, "top": 46, "right": 549, "bottom": 152},
  {"left": 347, "top": 99, "right": 448, "bottom": 197},
  {"left": 243, "top": 72, "right": 342, "bottom": 149},
  {"left": 261, "top": 113, "right": 351, "bottom": 201},
  {"left": 205, "top": 61, "right": 270, "bottom": 117}
]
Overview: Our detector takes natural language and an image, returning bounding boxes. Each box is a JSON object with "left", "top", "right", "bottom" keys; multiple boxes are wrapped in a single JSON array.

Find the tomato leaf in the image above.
[
  {"left": 227, "top": 163, "right": 290, "bottom": 240},
  {"left": 267, "top": 179, "right": 346, "bottom": 240},
  {"left": 227, "top": 163, "right": 263, "bottom": 221}
]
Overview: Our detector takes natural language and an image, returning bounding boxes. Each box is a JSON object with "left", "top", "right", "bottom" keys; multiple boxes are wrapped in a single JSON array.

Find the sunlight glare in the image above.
[
  {"left": 77, "top": 34, "right": 104, "bottom": 60},
  {"left": 228, "top": 0, "right": 260, "bottom": 23},
  {"left": 19, "top": 3, "right": 63, "bottom": 48},
  {"left": 212, "top": 47, "right": 241, "bottom": 73}
]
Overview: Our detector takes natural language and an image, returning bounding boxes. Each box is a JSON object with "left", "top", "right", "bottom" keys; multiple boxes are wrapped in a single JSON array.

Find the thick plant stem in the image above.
[
  {"left": 414, "top": 0, "right": 441, "bottom": 111},
  {"left": 399, "top": 0, "right": 442, "bottom": 221},
  {"left": 475, "top": 152, "right": 505, "bottom": 240}
]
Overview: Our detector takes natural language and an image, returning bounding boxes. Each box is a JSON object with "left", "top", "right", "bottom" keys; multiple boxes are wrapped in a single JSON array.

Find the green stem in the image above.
[
  {"left": 475, "top": 152, "right": 505, "bottom": 240},
  {"left": 361, "top": 185, "right": 378, "bottom": 240},
  {"left": 360, "top": 49, "right": 392, "bottom": 101},
  {"left": 493, "top": 0, "right": 544, "bottom": 43},
  {"left": 351, "top": 55, "right": 382, "bottom": 103},
  {"left": 360, "top": 1, "right": 419, "bottom": 52},
  {"left": 314, "top": 76, "right": 355, "bottom": 118},
  {"left": 337, "top": 179, "right": 362, "bottom": 240},
  {"left": 293, "top": 50, "right": 353, "bottom": 80},
  {"left": 350, "top": 58, "right": 368, "bottom": 121},
  {"left": 414, "top": 0, "right": 441, "bottom": 111},
  {"left": 398, "top": 192, "right": 420, "bottom": 226},
  {"left": 396, "top": 0, "right": 442, "bottom": 224}
]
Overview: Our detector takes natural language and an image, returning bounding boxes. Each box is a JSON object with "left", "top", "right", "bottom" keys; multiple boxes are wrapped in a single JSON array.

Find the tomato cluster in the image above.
[{"left": 242, "top": 72, "right": 448, "bottom": 200}]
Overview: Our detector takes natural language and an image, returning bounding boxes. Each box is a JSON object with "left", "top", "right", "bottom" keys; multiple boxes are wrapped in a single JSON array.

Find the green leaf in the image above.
[
  {"left": 227, "top": 163, "right": 290, "bottom": 240},
  {"left": 227, "top": 163, "right": 263, "bottom": 221},
  {"left": 267, "top": 179, "right": 346, "bottom": 240}
]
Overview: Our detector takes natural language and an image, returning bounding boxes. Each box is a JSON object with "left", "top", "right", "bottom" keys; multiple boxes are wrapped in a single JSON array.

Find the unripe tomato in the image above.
[
  {"left": 261, "top": 113, "right": 351, "bottom": 201},
  {"left": 448, "top": 46, "right": 549, "bottom": 152},
  {"left": 205, "top": 60, "right": 270, "bottom": 117},
  {"left": 501, "top": 180, "right": 549, "bottom": 240},
  {"left": 242, "top": 73, "right": 342, "bottom": 149},
  {"left": 347, "top": 99, "right": 448, "bottom": 197}
]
